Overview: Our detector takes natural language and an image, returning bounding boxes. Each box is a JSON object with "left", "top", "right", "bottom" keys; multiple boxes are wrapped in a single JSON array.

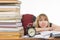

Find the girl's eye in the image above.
[
  {"left": 44, "top": 19, "right": 47, "bottom": 21},
  {"left": 39, "top": 19, "right": 42, "bottom": 21}
]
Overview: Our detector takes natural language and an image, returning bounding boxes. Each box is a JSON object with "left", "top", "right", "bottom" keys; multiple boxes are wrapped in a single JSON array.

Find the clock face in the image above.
[{"left": 28, "top": 28, "right": 35, "bottom": 37}]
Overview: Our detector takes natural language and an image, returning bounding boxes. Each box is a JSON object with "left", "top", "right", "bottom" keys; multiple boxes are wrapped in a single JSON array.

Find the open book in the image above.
[{"left": 23, "top": 31, "right": 60, "bottom": 39}]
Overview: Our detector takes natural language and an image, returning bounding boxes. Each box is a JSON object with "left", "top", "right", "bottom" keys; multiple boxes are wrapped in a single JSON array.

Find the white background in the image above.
[{"left": 19, "top": 0, "right": 60, "bottom": 26}]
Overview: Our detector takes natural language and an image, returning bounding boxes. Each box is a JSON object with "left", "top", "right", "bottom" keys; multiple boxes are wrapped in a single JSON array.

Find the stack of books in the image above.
[{"left": 0, "top": 0, "right": 23, "bottom": 39}]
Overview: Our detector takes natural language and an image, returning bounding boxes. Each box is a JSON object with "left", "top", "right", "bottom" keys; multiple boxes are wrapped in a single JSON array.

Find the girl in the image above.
[{"left": 35, "top": 13, "right": 60, "bottom": 32}]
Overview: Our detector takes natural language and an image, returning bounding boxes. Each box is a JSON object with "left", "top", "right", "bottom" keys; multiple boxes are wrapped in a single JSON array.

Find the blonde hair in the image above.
[{"left": 35, "top": 13, "right": 50, "bottom": 28}]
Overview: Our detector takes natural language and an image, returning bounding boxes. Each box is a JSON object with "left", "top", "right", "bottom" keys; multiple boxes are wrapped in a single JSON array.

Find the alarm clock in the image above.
[
  {"left": 27, "top": 23, "right": 36, "bottom": 37},
  {"left": 27, "top": 27, "right": 36, "bottom": 37}
]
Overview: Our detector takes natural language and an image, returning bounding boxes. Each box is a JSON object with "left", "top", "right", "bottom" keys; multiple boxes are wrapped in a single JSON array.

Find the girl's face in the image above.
[{"left": 38, "top": 16, "right": 48, "bottom": 28}]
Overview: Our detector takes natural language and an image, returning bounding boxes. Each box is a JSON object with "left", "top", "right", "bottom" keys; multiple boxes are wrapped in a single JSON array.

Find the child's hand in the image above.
[
  {"left": 35, "top": 28, "right": 44, "bottom": 32},
  {"left": 35, "top": 28, "right": 40, "bottom": 32}
]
